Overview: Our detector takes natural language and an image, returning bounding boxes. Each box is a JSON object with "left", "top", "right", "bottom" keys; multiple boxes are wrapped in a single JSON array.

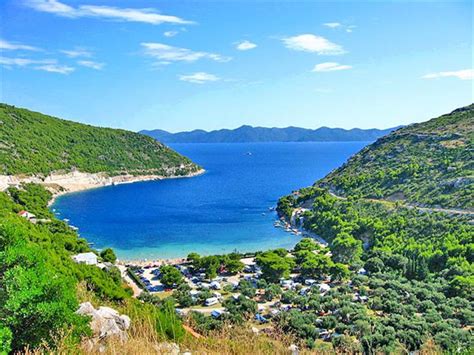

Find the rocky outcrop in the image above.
[
  {"left": 76, "top": 302, "right": 131, "bottom": 342},
  {"left": 0, "top": 171, "right": 161, "bottom": 194},
  {"left": 76, "top": 303, "right": 188, "bottom": 353},
  {"left": 290, "top": 207, "right": 309, "bottom": 227}
]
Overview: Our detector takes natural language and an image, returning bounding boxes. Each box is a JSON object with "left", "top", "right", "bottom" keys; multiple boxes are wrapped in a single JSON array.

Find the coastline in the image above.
[
  {"left": 2, "top": 167, "right": 325, "bottom": 264},
  {"left": 114, "top": 217, "right": 326, "bottom": 267},
  {"left": 117, "top": 258, "right": 187, "bottom": 268},
  {"left": 0, "top": 168, "right": 205, "bottom": 207},
  {"left": 48, "top": 168, "right": 206, "bottom": 206}
]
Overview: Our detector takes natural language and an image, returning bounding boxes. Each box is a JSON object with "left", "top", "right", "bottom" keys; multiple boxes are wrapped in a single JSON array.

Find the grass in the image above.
[
  {"left": 22, "top": 284, "right": 300, "bottom": 354},
  {"left": 181, "top": 323, "right": 307, "bottom": 355},
  {"left": 151, "top": 290, "right": 174, "bottom": 300},
  {"left": 23, "top": 285, "right": 447, "bottom": 355}
]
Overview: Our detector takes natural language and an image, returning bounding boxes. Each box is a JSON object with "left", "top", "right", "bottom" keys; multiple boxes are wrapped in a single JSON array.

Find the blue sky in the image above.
[{"left": 0, "top": 0, "right": 472, "bottom": 132}]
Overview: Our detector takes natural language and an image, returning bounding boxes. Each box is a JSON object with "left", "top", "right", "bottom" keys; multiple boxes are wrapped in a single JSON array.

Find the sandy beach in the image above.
[
  {"left": 0, "top": 168, "right": 205, "bottom": 206},
  {"left": 117, "top": 257, "right": 188, "bottom": 268}
]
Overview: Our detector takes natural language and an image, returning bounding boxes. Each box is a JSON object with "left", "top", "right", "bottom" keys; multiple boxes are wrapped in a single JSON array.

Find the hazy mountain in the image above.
[{"left": 140, "top": 125, "right": 402, "bottom": 143}]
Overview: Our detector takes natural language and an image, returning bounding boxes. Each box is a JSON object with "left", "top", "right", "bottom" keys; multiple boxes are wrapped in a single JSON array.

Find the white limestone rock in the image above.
[{"left": 76, "top": 302, "right": 131, "bottom": 343}]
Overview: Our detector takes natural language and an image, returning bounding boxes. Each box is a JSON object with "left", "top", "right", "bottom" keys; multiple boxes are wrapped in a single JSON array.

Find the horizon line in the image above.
[{"left": 140, "top": 123, "right": 405, "bottom": 135}]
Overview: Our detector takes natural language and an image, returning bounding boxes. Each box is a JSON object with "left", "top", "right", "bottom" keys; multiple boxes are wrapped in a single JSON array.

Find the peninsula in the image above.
[{"left": 0, "top": 103, "right": 204, "bottom": 198}]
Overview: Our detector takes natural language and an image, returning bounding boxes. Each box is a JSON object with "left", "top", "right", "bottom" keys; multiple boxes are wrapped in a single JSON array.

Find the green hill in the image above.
[
  {"left": 0, "top": 103, "right": 200, "bottom": 176},
  {"left": 0, "top": 183, "right": 186, "bottom": 353},
  {"left": 318, "top": 104, "right": 474, "bottom": 209},
  {"left": 0, "top": 104, "right": 201, "bottom": 353},
  {"left": 276, "top": 104, "right": 474, "bottom": 352}
]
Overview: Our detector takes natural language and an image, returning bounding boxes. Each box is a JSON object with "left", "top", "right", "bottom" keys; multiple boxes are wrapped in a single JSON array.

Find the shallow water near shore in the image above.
[{"left": 52, "top": 142, "right": 369, "bottom": 259}]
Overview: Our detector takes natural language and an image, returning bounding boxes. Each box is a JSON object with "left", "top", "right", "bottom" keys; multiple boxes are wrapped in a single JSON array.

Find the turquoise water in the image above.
[{"left": 52, "top": 142, "right": 368, "bottom": 259}]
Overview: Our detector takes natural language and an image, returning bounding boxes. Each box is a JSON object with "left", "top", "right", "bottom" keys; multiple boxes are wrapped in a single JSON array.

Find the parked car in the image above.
[
  {"left": 255, "top": 313, "right": 268, "bottom": 323},
  {"left": 205, "top": 297, "right": 219, "bottom": 306},
  {"left": 211, "top": 309, "right": 223, "bottom": 318}
]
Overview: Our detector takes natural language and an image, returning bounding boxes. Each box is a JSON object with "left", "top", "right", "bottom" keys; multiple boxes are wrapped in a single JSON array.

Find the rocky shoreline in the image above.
[{"left": 0, "top": 168, "right": 205, "bottom": 206}]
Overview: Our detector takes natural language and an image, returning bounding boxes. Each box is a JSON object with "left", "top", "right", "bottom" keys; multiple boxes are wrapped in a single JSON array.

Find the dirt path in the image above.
[
  {"left": 117, "top": 265, "right": 142, "bottom": 297},
  {"left": 411, "top": 205, "right": 474, "bottom": 216},
  {"left": 328, "top": 191, "right": 474, "bottom": 217},
  {"left": 183, "top": 325, "right": 203, "bottom": 339}
]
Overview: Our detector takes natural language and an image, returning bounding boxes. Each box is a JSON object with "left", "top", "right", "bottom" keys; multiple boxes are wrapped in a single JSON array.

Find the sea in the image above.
[{"left": 51, "top": 142, "right": 368, "bottom": 260}]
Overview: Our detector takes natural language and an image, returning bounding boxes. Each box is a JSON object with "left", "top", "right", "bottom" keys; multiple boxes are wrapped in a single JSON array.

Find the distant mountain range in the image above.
[{"left": 140, "top": 125, "right": 403, "bottom": 143}]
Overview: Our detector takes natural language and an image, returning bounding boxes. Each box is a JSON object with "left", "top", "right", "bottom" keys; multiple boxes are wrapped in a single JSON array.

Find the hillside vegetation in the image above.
[
  {"left": 319, "top": 104, "right": 473, "bottom": 209},
  {"left": 141, "top": 124, "right": 399, "bottom": 143},
  {"left": 0, "top": 185, "right": 303, "bottom": 354},
  {"left": 0, "top": 184, "right": 187, "bottom": 353},
  {"left": 0, "top": 103, "right": 200, "bottom": 176},
  {"left": 2, "top": 103, "right": 472, "bottom": 353},
  {"left": 275, "top": 104, "right": 474, "bottom": 352}
]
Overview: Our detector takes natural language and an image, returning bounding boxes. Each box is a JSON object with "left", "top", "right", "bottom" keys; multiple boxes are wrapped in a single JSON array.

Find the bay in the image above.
[{"left": 51, "top": 142, "right": 368, "bottom": 259}]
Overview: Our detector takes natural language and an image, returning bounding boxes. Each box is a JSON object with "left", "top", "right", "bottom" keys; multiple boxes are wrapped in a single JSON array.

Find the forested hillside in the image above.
[
  {"left": 319, "top": 104, "right": 473, "bottom": 209},
  {"left": 0, "top": 184, "right": 186, "bottom": 353},
  {"left": 276, "top": 104, "right": 474, "bottom": 352},
  {"left": 2, "top": 103, "right": 472, "bottom": 353},
  {"left": 0, "top": 104, "right": 200, "bottom": 176},
  {"left": 0, "top": 104, "right": 200, "bottom": 353}
]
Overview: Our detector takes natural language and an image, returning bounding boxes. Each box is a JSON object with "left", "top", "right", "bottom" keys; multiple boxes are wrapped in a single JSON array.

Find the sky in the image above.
[{"left": 0, "top": 0, "right": 472, "bottom": 132}]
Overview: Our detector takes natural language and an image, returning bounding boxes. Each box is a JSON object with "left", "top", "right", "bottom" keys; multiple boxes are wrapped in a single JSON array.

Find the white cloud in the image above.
[
  {"left": 422, "top": 69, "right": 473, "bottom": 80},
  {"left": 26, "top": 0, "right": 75, "bottom": 16},
  {"left": 346, "top": 25, "right": 357, "bottom": 33},
  {"left": 81, "top": 5, "right": 192, "bottom": 25},
  {"left": 0, "top": 56, "right": 53, "bottom": 67},
  {"left": 141, "top": 42, "right": 231, "bottom": 64},
  {"left": 236, "top": 40, "right": 257, "bottom": 51},
  {"left": 312, "top": 62, "right": 352, "bottom": 72},
  {"left": 77, "top": 60, "right": 104, "bottom": 70},
  {"left": 35, "top": 63, "right": 75, "bottom": 74},
  {"left": 61, "top": 48, "right": 92, "bottom": 58},
  {"left": 323, "top": 22, "right": 341, "bottom": 28},
  {"left": 25, "top": 0, "right": 193, "bottom": 25},
  {"left": 164, "top": 31, "right": 179, "bottom": 37},
  {"left": 179, "top": 72, "right": 220, "bottom": 84},
  {"left": 282, "top": 34, "right": 345, "bottom": 55},
  {"left": 323, "top": 23, "right": 356, "bottom": 33},
  {"left": 0, "top": 56, "right": 74, "bottom": 74},
  {"left": 0, "top": 38, "right": 40, "bottom": 51}
]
